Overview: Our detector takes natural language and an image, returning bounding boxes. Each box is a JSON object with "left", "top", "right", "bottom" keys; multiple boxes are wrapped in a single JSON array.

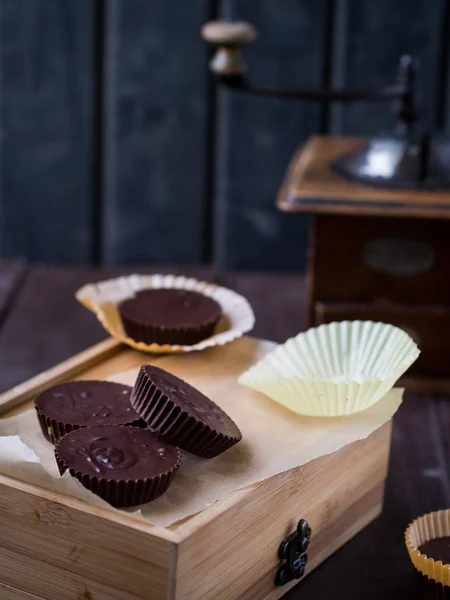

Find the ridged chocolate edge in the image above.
[
  {"left": 131, "top": 367, "right": 242, "bottom": 458},
  {"left": 416, "top": 570, "right": 450, "bottom": 599},
  {"left": 54, "top": 430, "right": 182, "bottom": 508},
  {"left": 35, "top": 407, "right": 144, "bottom": 445},
  {"left": 120, "top": 313, "right": 220, "bottom": 346}
]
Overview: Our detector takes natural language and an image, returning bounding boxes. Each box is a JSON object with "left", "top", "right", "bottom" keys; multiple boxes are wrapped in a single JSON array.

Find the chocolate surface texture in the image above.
[
  {"left": 35, "top": 380, "right": 141, "bottom": 443},
  {"left": 56, "top": 425, "right": 181, "bottom": 507},
  {"left": 131, "top": 364, "right": 242, "bottom": 458},
  {"left": 420, "top": 537, "right": 450, "bottom": 565},
  {"left": 119, "top": 288, "right": 222, "bottom": 345}
]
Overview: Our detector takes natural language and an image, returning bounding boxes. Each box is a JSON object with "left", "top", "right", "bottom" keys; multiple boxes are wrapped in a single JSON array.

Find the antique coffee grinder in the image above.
[{"left": 203, "top": 19, "right": 450, "bottom": 392}]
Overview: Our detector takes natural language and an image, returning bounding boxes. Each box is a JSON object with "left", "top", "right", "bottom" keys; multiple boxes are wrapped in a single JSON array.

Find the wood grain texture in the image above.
[
  {"left": 175, "top": 424, "right": 390, "bottom": 600},
  {"left": 0, "top": 544, "right": 145, "bottom": 600},
  {"left": 0, "top": 0, "right": 95, "bottom": 263},
  {"left": 0, "top": 476, "right": 175, "bottom": 600},
  {"left": 214, "top": 0, "right": 328, "bottom": 269},
  {"left": 0, "top": 470, "right": 175, "bottom": 541},
  {"left": 0, "top": 514, "right": 170, "bottom": 600},
  {"left": 0, "top": 582, "right": 44, "bottom": 600},
  {"left": 102, "top": 0, "right": 211, "bottom": 265},
  {"left": 332, "top": 0, "right": 446, "bottom": 134},
  {"left": 0, "top": 424, "right": 390, "bottom": 600}
]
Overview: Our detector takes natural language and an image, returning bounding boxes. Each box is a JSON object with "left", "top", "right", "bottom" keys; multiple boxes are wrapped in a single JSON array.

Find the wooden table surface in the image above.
[{"left": 0, "top": 261, "right": 448, "bottom": 600}]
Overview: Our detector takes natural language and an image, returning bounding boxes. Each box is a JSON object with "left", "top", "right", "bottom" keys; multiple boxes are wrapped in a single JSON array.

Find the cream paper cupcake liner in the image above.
[
  {"left": 239, "top": 320, "right": 419, "bottom": 416},
  {"left": 406, "top": 510, "right": 450, "bottom": 589},
  {"left": 76, "top": 274, "right": 255, "bottom": 354}
]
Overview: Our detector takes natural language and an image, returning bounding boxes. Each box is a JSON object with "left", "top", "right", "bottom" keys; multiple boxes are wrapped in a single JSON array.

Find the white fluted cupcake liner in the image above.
[
  {"left": 76, "top": 274, "right": 255, "bottom": 354},
  {"left": 239, "top": 321, "right": 419, "bottom": 416}
]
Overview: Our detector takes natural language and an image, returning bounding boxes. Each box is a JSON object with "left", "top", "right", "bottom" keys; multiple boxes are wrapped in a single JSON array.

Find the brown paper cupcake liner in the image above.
[
  {"left": 131, "top": 367, "right": 241, "bottom": 458},
  {"left": 36, "top": 408, "right": 145, "bottom": 445},
  {"left": 120, "top": 314, "right": 219, "bottom": 346},
  {"left": 55, "top": 439, "right": 181, "bottom": 508},
  {"left": 406, "top": 509, "right": 450, "bottom": 597}
]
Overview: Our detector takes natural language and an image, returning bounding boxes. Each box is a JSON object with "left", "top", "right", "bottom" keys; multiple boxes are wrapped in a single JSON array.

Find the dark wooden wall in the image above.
[{"left": 1, "top": 0, "right": 449, "bottom": 270}]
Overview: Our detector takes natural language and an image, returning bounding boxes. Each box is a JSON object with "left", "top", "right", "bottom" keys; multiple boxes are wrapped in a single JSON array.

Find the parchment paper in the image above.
[{"left": 0, "top": 338, "right": 402, "bottom": 528}]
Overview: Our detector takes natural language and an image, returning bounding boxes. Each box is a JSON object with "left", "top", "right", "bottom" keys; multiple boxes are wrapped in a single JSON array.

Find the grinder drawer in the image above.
[
  {"left": 313, "top": 215, "right": 450, "bottom": 305},
  {"left": 314, "top": 301, "right": 450, "bottom": 377}
]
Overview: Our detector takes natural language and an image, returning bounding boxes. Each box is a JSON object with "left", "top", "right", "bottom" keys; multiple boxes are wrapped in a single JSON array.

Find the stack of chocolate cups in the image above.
[
  {"left": 35, "top": 368, "right": 241, "bottom": 508},
  {"left": 35, "top": 381, "right": 142, "bottom": 444}
]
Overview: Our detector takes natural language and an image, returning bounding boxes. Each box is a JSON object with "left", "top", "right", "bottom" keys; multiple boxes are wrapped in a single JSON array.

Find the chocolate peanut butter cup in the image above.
[
  {"left": 406, "top": 510, "right": 450, "bottom": 598},
  {"left": 55, "top": 425, "right": 181, "bottom": 507},
  {"left": 118, "top": 288, "right": 222, "bottom": 345},
  {"left": 35, "top": 381, "right": 142, "bottom": 444},
  {"left": 419, "top": 537, "right": 450, "bottom": 565},
  {"left": 131, "top": 365, "right": 242, "bottom": 458},
  {"left": 416, "top": 537, "right": 450, "bottom": 598}
]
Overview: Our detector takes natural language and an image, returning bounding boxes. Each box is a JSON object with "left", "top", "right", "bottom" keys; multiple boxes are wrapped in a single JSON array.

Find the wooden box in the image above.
[{"left": 0, "top": 337, "right": 392, "bottom": 600}]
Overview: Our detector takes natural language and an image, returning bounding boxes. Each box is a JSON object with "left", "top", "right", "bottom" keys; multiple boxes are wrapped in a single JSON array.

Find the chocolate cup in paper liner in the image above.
[
  {"left": 239, "top": 320, "right": 420, "bottom": 417},
  {"left": 416, "top": 573, "right": 450, "bottom": 600},
  {"left": 119, "top": 289, "right": 221, "bottom": 346},
  {"left": 55, "top": 425, "right": 182, "bottom": 508},
  {"left": 131, "top": 364, "right": 242, "bottom": 458},
  {"left": 120, "top": 314, "right": 219, "bottom": 346},
  {"left": 75, "top": 273, "right": 255, "bottom": 354},
  {"left": 406, "top": 510, "right": 450, "bottom": 598},
  {"left": 35, "top": 381, "right": 143, "bottom": 444}
]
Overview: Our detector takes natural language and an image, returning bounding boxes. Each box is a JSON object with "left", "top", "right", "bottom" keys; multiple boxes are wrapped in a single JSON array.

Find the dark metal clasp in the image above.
[{"left": 275, "top": 519, "right": 311, "bottom": 587}]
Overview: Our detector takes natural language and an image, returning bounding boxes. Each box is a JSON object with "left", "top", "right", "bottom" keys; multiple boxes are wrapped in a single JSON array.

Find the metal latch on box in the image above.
[{"left": 275, "top": 519, "right": 312, "bottom": 586}]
